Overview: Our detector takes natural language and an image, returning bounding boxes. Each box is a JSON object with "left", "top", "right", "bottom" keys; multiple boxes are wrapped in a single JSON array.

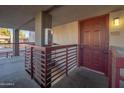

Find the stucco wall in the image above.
[
  {"left": 109, "top": 10, "right": 124, "bottom": 47},
  {"left": 52, "top": 22, "right": 78, "bottom": 45}
]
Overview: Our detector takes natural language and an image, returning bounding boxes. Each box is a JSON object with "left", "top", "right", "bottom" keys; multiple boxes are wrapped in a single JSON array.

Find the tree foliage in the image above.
[
  {"left": 19, "top": 31, "right": 26, "bottom": 39},
  {"left": 0, "top": 28, "right": 10, "bottom": 36}
]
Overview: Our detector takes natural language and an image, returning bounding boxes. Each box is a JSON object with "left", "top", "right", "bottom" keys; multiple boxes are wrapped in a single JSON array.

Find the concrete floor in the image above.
[
  {"left": 0, "top": 56, "right": 123, "bottom": 88},
  {"left": 0, "top": 56, "right": 109, "bottom": 88},
  {"left": 52, "top": 67, "right": 108, "bottom": 88},
  {"left": 0, "top": 56, "right": 40, "bottom": 88}
]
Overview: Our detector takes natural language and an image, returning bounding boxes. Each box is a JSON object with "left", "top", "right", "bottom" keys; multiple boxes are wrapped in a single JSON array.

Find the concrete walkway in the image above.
[{"left": 0, "top": 56, "right": 40, "bottom": 88}]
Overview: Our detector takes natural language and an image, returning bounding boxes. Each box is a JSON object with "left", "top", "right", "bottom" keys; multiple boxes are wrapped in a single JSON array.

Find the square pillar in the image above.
[
  {"left": 13, "top": 29, "right": 19, "bottom": 56},
  {"left": 35, "top": 11, "right": 52, "bottom": 46},
  {"left": 35, "top": 11, "right": 52, "bottom": 87}
]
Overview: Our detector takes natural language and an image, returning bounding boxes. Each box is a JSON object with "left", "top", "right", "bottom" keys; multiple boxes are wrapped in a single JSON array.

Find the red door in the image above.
[{"left": 79, "top": 14, "right": 109, "bottom": 74}]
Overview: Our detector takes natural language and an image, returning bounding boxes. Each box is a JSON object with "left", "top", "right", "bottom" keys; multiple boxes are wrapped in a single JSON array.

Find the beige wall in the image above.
[
  {"left": 53, "top": 10, "right": 124, "bottom": 47},
  {"left": 35, "top": 12, "right": 42, "bottom": 46},
  {"left": 109, "top": 10, "right": 124, "bottom": 47},
  {"left": 52, "top": 21, "right": 78, "bottom": 45}
]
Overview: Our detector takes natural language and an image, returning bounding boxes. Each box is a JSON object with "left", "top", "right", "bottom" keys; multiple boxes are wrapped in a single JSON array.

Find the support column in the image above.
[
  {"left": 13, "top": 29, "right": 19, "bottom": 56},
  {"left": 35, "top": 11, "right": 52, "bottom": 46},
  {"left": 35, "top": 11, "right": 52, "bottom": 87}
]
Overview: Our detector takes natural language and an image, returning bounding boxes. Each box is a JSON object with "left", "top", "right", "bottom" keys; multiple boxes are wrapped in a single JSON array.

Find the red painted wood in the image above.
[
  {"left": 25, "top": 44, "right": 78, "bottom": 87},
  {"left": 30, "top": 47, "right": 34, "bottom": 79},
  {"left": 66, "top": 48, "right": 68, "bottom": 76},
  {"left": 108, "top": 48, "right": 124, "bottom": 88},
  {"left": 79, "top": 14, "right": 109, "bottom": 74}
]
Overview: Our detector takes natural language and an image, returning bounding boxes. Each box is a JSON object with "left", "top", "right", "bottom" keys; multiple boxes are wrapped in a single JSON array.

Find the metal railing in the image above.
[
  {"left": 25, "top": 44, "right": 78, "bottom": 87},
  {"left": 0, "top": 42, "right": 34, "bottom": 58}
]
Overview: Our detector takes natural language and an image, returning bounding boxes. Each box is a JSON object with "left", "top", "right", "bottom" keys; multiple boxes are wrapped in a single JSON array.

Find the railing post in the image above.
[
  {"left": 44, "top": 47, "right": 51, "bottom": 88},
  {"left": 108, "top": 50, "right": 112, "bottom": 88},
  {"left": 30, "top": 47, "right": 34, "bottom": 79},
  {"left": 25, "top": 46, "right": 27, "bottom": 68},
  {"left": 76, "top": 45, "right": 78, "bottom": 67},
  {"left": 77, "top": 44, "right": 80, "bottom": 67},
  {"left": 66, "top": 48, "right": 68, "bottom": 76},
  {"left": 6, "top": 52, "right": 8, "bottom": 58},
  {"left": 114, "top": 58, "right": 120, "bottom": 88}
]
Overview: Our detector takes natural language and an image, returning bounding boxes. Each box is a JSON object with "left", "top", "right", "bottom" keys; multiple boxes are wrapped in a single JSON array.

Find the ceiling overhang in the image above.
[{"left": 0, "top": 5, "right": 124, "bottom": 31}]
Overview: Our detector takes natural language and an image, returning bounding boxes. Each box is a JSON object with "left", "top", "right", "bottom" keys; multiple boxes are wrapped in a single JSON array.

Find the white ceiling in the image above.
[{"left": 0, "top": 5, "right": 124, "bottom": 31}]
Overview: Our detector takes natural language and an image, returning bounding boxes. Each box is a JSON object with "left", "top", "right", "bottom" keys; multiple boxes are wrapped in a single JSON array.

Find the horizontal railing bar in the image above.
[
  {"left": 46, "top": 70, "right": 66, "bottom": 86},
  {"left": 47, "top": 67, "right": 66, "bottom": 81},
  {"left": 33, "top": 75, "right": 45, "bottom": 86},
  {"left": 33, "top": 60, "right": 45, "bottom": 67},
  {"left": 68, "top": 48, "right": 77, "bottom": 51},
  {"left": 25, "top": 52, "right": 31, "bottom": 54},
  {"left": 48, "top": 50, "right": 66, "bottom": 56},
  {"left": 34, "top": 69, "right": 45, "bottom": 77},
  {"left": 34, "top": 71, "right": 45, "bottom": 78},
  {"left": 68, "top": 65, "right": 77, "bottom": 72},
  {"left": 47, "top": 54, "right": 66, "bottom": 61},
  {"left": 25, "top": 49, "right": 30, "bottom": 51},
  {"left": 68, "top": 56, "right": 76, "bottom": 61},
  {"left": 46, "top": 44, "right": 77, "bottom": 51},
  {"left": 68, "top": 54, "right": 76, "bottom": 59},
  {"left": 34, "top": 67, "right": 45, "bottom": 74},
  {"left": 68, "top": 49, "right": 77, "bottom": 53},
  {"left": 47, "top": 59, "right": 65, "bottom": 66},
  {"left": 46, "top": 60, "right": 56, "bottom": 66},
  {"left": 33, "top": 59, "right": 45, "bottom": 64},
  {"left": 25, "top": 59, "right": 31, "bottom": 62},
  {"left": 34, "top": 64, "right": 45, "bottom": 72},
  {"left": 25, "top": 61, "right": 31, "bottom": 64},
  {"left": 68, "top": 58, "right": 77, "bottom": 64},
  {"left": 68, "top": 63, "right": 77, "bottom": 70},
  {"left": 33, "top": 52, "right": 45, "bottom": 57},
  {"left": 47, "top": 61, "right": 66, "bottom": 71},
  {"left": 52, "top": 57, "right": 66, "bottom": 63},
  {"left": 68, "top": 52, "right": 77, "bottom": 56},
  {"left": 47, "top": 57, "right": 66, "bottom": 66},
  {"left": 50, "top": 71, "right": 66, "bottom": 84},
  {"left": 33, "top": 77, "right": 45, "bottom": 86},
  {"left": 47, "top": 64, "right": 66, "bottom": 75},
  {"left": 33, "top": 71, "right": 45, "bottom": 81},
  {"left": 68, "top": 53, "right": 76, "bottom": 57},
  {"left": 33, "top": 56, "right": 45, "bottom": 62},
  {"left": 68, "top": 63, "right": 76, "bottom": 68},
  {"left": 25, "top": 53, "right": 31, "bottom": 55},
  {"left": 33, "top": 73, "right": 45, "bottom": 82},
  {"left": 25, "top": 56, "right": 31, "bottom": 58},
  {"left": 68, "top": 50, "right": 77, "bottom": 54},
  {"left": 25, "top": 49, "right": 31, "bottom": 51},
  {"left": 68, "top": 61, "right": 77, "bottom": 68}
]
